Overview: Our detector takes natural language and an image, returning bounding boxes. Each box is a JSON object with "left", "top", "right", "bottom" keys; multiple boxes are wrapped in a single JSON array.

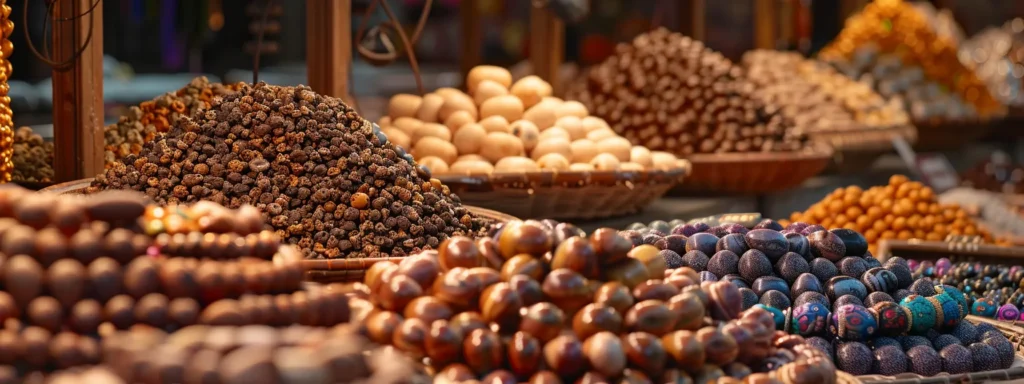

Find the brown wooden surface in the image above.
[
  {"left": 306, "top": 0, "right": 352, "bottom": 104},
  {"left": 690, "top": 0, "right": 705, "bottom": 41},
  {"left": 529, "top": 3, "right": 564, "bottom": 95},
  {"left": 51, "top": 0, "right": 104, "bottom": 182},
  {"left": 459, "top": 0, "right": 482, "bottom": 85},
  {"left": 754, "top": 0, "right": 778, "bottom": 49}
]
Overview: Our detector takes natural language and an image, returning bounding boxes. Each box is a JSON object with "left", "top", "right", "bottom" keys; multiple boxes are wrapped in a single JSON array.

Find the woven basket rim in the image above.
[
  {"left": 856, "top": 315, "right": 1024, "bottom": 383},
  {"left": 807, "top": 125, "right": 917, "bottom": 152},
  {"left": 684, "top": 140, "right": 834, "bottom": 164},
  {"left": 434, "top": 165, "right": 688, "bottom": 189},
  {"left": 875, "top": 239, "right": 1024, "bottom": 264}
]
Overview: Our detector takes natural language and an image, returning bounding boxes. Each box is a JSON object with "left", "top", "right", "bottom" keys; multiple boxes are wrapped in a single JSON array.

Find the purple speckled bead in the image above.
[
  {"left": 1012, "top": 266, "right": 1022, "bottom": 275},
  {"left": 673, "top": 224, "right": 697, "bottom": 236},
  {"left": 800, "top": 225, "right": 827, "bottom": 236},
  {"left": 997, "top": 304, "right": 1020, "bottom": 321},
  {"left": 700, "top": 271, "right": 719, "bottom": 282},
  {"left": 722, "top": 223, "right": 749, "bottom": 235},
  {"left": 907, "top": 259, "right": 919, "bottom": 271},
  {"left": 785, "top": 222, "right": 811, "bottom": 233},
  {"left": 935, "top": 258, "right": 952, "bottom": 277}
]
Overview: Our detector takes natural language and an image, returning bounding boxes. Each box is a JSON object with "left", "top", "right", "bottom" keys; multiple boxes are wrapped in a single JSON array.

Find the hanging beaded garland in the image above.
[{"left": 0, "top": 0, "right": 13, "bottom": 183}]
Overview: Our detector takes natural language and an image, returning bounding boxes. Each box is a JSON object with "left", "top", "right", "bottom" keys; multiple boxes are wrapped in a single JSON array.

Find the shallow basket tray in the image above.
[
  {"left": 912, "top": 119, "right": 993, "bottom": 152},
  {"left": 42, "top": 178, "right": 520, "bottom": 283},
  {"left": 857, "top": 316, "right": 1024, "bottom": 383},
  {"left": 672, "top": 141, "right": 833, "bottom": 195},
  {"left": 875, "top": 238, "right": 1024, "bottom": 265},
  {"left": 810, "top": 125, "right": 916, "bottom": 174},
  {"left": 434, "top": 166, "right": 687, "bottom": 221}
]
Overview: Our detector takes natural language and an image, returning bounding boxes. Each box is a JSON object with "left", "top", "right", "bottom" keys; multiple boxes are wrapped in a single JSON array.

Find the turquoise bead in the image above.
[
  {"left": 830, "top": 304, "right": 877, "bottom": 341},
  {"left": 934, "top": 285, "right": 969, "bottom": 319},
  {"left": 755, "top": 304, "right": 786, "bottom": 330},
  {"left": 971, "top": 298, "right": 998, "bottom": 318},
  {"left": 928, "top": 294, "right": 961, "bottom": 329},
  {"left": 900, "top": 295, "right": 937, "bottom": 334}
]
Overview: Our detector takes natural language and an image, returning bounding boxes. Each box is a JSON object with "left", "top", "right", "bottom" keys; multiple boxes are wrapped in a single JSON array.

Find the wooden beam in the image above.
[
  {"left": 52, "top": 0, "right": 104, "bottom": 182},
  {"left": 529, "top": 4, "right": 564, "bottom": 95},
  {"left": 306, "top": 0, "right": 351, "bottom": 103},
  {"left": 460, "top": 0, "right": 482, "bottom": 85},
  {"left": 754, "top": 0, "right": 778, "bottom": 49},
  {"left": 691, "top": 0, "right": 705, "bottom": 41}
]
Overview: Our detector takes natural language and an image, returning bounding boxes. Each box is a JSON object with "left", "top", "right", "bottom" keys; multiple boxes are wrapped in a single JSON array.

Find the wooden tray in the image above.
[
  {"left": 875, "top": 238, "right": 1024, "bottom": 265},
  {"left": 857, "top": 316, "right": 1024, "bottom": 383},
  {"left": 913, "top": 119, "right": 993, "bottom": 152},
  {"left": 42, "top": 178, "right": 520, "bottom": 284},
  {"left": 810, "top": 125, "right": 915, "bottom": 174},
  {"left": 672, "top": 141, "right": 833, "bottom": 194},
  {"left": 435, "top": 166, "right": 688, "bottom": 221}
]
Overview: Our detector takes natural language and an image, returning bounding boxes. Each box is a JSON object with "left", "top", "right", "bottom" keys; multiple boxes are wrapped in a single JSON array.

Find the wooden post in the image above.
[
  {"left": 306, "top": 0, "right": 352, "bottom": 104},
  {"left": 529, "top": 3, "right": 564, "bottom": 95},
  {"left": 51, "top": 0, "right": 104, "bottom": 181},
  {"left": 460, "top": 0, "right": 482, "bottom": 84},
  {"left": 690, "top": 0, "right": 705, "bottom": 41},
  {"left": 754, "top": 0, "right": 778, "bottom": 49}
]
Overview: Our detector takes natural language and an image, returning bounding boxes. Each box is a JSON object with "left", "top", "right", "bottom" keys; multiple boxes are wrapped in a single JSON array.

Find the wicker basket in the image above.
[
  {"left": 672, "top": 141, "right": 833, "bottom": 195},
  {"left": 913, "top": 119, "right": 993, "bottom": 152},
  {"left": 857, "top": 316, "right": 1024, "bottom": 383},
  {"left": 810, "top": 125, "right": 916, "bottom": 174},
  {"left": 435, "top": 166, "right": 688, "bottom": 221},
  {"left": 42, "top": 178, "right": 521, "bottom": 283},
  {"left": 875, "top": 238, "right": 1024, "bottom": 265}
]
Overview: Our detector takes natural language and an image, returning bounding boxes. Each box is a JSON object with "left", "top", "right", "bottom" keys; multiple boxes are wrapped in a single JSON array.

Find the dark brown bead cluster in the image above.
[
  {"left": 742, "top": 50, "right": 909, "bottom": 134},
  {"left": 564, "top": 28, "right": 807, "bottom": 155},
  {"left": 0, "top": 327, "right": 101, "bottom": 371},
  {"left": 0, "top": 185, "right": 334, "bottom": 341},
  {"left": 90, "top": 82, "right": 487, "bottom": 259},
  {"left": 104, "top": 77, "right": 243, "bottom": 169},
  {"left": 99, "top": 324, "right": 428, "bottom": 384},
  {"left": 357, "top": 219, "right": 838, "bottom": 383},
  {"left": 12, "top": 127, "right": 54, "bottom": 183}
]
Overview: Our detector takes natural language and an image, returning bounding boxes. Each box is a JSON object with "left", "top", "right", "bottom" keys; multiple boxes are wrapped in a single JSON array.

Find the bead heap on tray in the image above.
[
  {"left": 377, "top": 65, "right": 686, "bottom": 175},
  {"left": 914, "top": 258, "right": 1024, "bottom": 321},
  {"left": 90, "top": 82, "right": 491, "bottom": 259},
  {"left": 623, "top": 218, "right": 1017, "bottom": 376},
  {"left": 0, "top": 185, "right": 367, "bottom": 376},
  {"left": 350, "top": 219, "right": 839, "bottom": 383},
  {"left": 11, "top": 127, "right": 54, "bottom": 184}
]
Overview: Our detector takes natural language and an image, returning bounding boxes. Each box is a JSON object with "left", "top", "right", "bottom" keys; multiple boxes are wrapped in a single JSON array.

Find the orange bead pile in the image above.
[{"left": 788, "top": 175, "right": 993, "bottom": 253}]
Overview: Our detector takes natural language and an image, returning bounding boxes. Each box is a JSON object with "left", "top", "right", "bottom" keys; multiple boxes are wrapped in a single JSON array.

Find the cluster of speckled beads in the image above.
[
  {"left": 0, "top": 0, "right": 12, "bottom": 183},
  {"left": 971, "top": 297, "right": 1024, "bottom": 321}
]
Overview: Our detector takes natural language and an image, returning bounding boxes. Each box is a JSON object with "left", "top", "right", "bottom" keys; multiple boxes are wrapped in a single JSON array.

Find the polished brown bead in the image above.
[
  {"left": 378, "top": 275, "right": 423, "bottom": 312},
  {"left": 544, "top": 334, "right": 587, "bottom": 379},
  {"left": 364, "top": 311, "right": 403, "bottom": 345},
  {"left": 589, "top": 228, "right": 632, "bottom": 265},
  {"left": 696, "top": 327, "right": 739, "bottom": 366},
  {"left": 392, "top": 317, "right": 429, "bottom": 358},
  {"left": 482, "top": 370, "right": 518, "bottom": 384},
  {"left": 692, "top": 365, "right": 725, "bottom": 384},
  {"left": 508, "top": 331, "right": 543, "bottom": 379},
  {"left": 662, "top": 368, "right": 696, "bottom": 384},
  {"left": 668, "top": 292, "right": 705, "bottom": 331},
  {"left": 773, "top": 334, "right": 806, "bottom": 350},
  {"left": 743, "top": 373, "right": 782, "bottom": 384},
  {"left": 576, "top": 372, "right": 610, "bottom": 384},
  {"left": 665, "top": 274, "right": 697, "bottom": 291},
  {"left": 542, "top": 268, "right": 592, "bottom": 315},
  {"left": 594, "top": 282, "right": 635, "bottom": 315},
  {"left": 572, "top": 303, "right": 623, "bottom": 340},
  {"left": 633, "top": 280, "right": 679, "bottom": 302},
  {"left": 396, "top": 254, "right": 440, "bottom": 289},
  {"left": 498, "top": 221, "right": 553, "bottom": 259},
  {"left": 403, "top": 296, "right": 453, "bottom": 324},
  {"left": 582, "top": 331, "right": 627, "bottom": 378},
  {"left": 425, "top": 320, "right": 462, "bottom": 367},
  {"left": 364, "top": 262, "right": 398, "bottom": 294},
  {"left": 661, "top": 330, "right": 705, "bottom": 370},
  {"left": 551, "top": 236, "right": 600, "bottom": 279},
  {"left": 477, "top": 237, "right": 506, "bottom": 269},
  {"left": 465, "top": 267, "right": 502, "bottom": 292},
  {"left": 520, "top": 302, "right": 566, "bottom": 343},
  {"left": 621, "top": 332, "right": 666, "bottom": 378},
  {"left": 625, "top": 300, "right": 677, "bottom": 336},
  {"left": 433, "top": 268, "right": 477, "bottom": 310},
  {"left": 450, "top": 311, "right": 488, "bottom": 337},
  {"left": 620, "top": 369, "right": 654, "bottom": 384},
  {"left": 508, "top": 275, "right": 545, "bottom": 306},
  {"left": 603, "top": 259, "right": 651, "bottom": 289},
  {"left": 528, "top": 371, "right": 564, "bottom": 384},
  {"left": 501, "top": 254, "right": 546, "bottom": 282},
  {"left": 480, "top": 282, "right": 523, "bottom": 332},
  {"left": 439, "top": 236, "right": 484, "bottom": 271},
  {"left": 464, "top": 328, "right": 505, "bottom": 375},
  {"left": 436, "top": 364, "right": 476, "bottom": 382},
  {"left": 629, "top": 245, "right": 667, "bottom": 279}
]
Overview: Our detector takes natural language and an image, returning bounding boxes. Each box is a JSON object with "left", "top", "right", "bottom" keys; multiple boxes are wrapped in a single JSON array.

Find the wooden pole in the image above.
[
  {"left": 754, "top": 0, "right": 778, "bottom": 49},
  {"left": 460, "top": 0, "right": 482, "bottom": 85},
  {"left": 306, "top": 0, "right": 352, "bottom": 104},
  {"left": 691, "top": 0, "right": 705, "bottom": 41},
  {"left": 51, "top": 0, "right": 104, "bottom": 181},
  {"left": 529, "top": 3, "right": 564, "bottom": 95}
]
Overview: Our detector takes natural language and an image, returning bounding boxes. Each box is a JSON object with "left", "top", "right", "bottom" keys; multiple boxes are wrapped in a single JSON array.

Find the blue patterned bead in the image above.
[
  {"left": 900, "top": 295, "right": 937, "bottom": 334},
  {"left": 971, "top": 298, "right": 998, "bottom": 318},
  {"left": 790, "top": 302, "right": 830, "bottom": 336},
  {"left": 871, "top": 301, "right": 910, "bottom": 336},
  {"left": 928, "top": 294, "right": 961, "bottom": 329},
  {"left": 830, "top": 304, "right": 877, "bottom": 341},
  {"left": 754, "top": 304, "right": 786, "bottom": 330},
  {"left": 934, "top": 285, "right": 969, "bottom": 319}
]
